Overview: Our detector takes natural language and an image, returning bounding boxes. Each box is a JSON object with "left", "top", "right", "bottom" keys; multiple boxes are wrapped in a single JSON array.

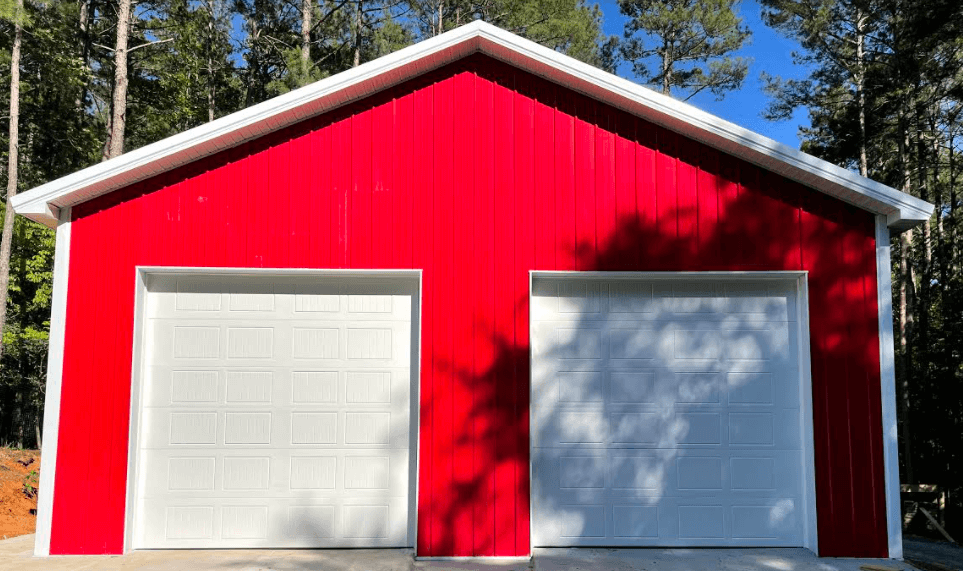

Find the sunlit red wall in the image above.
[{"left": 52, "top": 54, "right": 888, "bottom": 557}]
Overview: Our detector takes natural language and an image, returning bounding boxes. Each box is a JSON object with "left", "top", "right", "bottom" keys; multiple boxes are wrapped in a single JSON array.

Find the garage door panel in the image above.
[
  {"left": 536, "top": 407, "right": 803, "bottom": 450},
  {"left": 535, "top": 448, "right": 803, "bottom": 498},
  {"left": 532, "top": 280, "right": 795, "bottom": 322},
  {"left": 532, "top": 323, "right": 795, "bottom": 365},
  {"left": 140, "top": 449, "right": 410, "bottom": 499},
  {"left": 531, "top": 276, "right": 807, "bottom": 547},
  {"left": 534, "top": 499, "right": 804, "bottom": 547},
  {"left": 148, "top": 277, "right": 413, "bottom": 316},
  {"left": 137, "top": 496, "right": 409, "bottom": 548},
  {"left": 145, "top": 366, "right": 411, "bottom": 409},
  {"left": 141, "top": 408, "right": 409, "bottom": 450},
  {"left": 135, "top": 276, "right": 415, "bottom": 549},
  {"left": 151, "top": 320, "right": 410, "bottom": 365},
  {"left": 536, "top": 412, "right": 803, "bottom": 451}
]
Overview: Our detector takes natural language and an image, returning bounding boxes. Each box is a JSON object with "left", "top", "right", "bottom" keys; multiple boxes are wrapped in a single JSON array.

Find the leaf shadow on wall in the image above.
[{"left": 427, "top": 153, "right": 887, "bottom": 555}]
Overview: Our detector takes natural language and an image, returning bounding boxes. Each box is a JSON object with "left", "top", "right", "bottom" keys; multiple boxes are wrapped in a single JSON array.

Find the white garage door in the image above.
[
  {"left": 531, "top": 275, "right": 812, "bottom": 547},
  {"left": 131, "top": 273, "right": 417, "bottom": 549}
]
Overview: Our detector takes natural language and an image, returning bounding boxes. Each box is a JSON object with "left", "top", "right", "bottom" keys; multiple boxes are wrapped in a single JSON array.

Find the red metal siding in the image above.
[{"left": 52, "top": 55, "right": 888, "bottom": 557}]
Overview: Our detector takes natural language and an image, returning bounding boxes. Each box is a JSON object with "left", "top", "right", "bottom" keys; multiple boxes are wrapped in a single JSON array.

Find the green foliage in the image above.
[
  {"left": 0, "top": 0, "right": 29, "bottom": 26},
  {"left": 479, "top": 0, "right": 607, "bottom": 66},
  {"left": 618, "top": 0, "right": 751, "bottom": 98},
  {"left": 23, "top": 468, "right": 38, "bottom": 498},
  {"left": 408, "top": 0, "right": 608, "bottom": 67}
]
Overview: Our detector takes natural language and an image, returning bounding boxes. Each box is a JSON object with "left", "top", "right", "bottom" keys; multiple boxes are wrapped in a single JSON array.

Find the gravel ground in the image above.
[{"left": 904, "top": 536, "right": 963, "bottom": 571}]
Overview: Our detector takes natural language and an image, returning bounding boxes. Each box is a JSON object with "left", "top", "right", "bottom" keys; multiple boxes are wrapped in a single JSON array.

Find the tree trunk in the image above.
[
  {"left": 855, "top": 8, "right": 868, "bottom": 177},
  {"left": 208, "top": 56, "right": 215, "bottom": 122},
  {"left": 301, "top": 0, "right": 312, "bottom": 80},
  {"left": 77, "top": 0, "right": 91, "bottom": 113},
  {"left": 661, "top": 48, "right": 670, "bottom": 95},
  {"left": 207, "top": 5, "right": 216, "bottom": 123},
  {"left": 104, "top": 0, "right": 132, "bottom": 160},
  {"left": 244, "top": 20, "right": 260, "bottom": 108},
  {"left": 353, "top": 0, "right": 362, "bottom": 67},
  {"left": 0, "top": 0, "right": 24, "bottom": 368},
  {"left": 950, "top": 128, "right": 958, "bottom": 274},
  {"left": 897, "top": 110, "right": 915, "bottom": 484},
  {"left": 915, "top": 110, "right": 932, "bottom": 266}
]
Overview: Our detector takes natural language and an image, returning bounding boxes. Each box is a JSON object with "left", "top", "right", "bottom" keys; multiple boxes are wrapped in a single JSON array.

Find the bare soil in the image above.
[{"left": 0, "top": 448, "right": 39, "bottom": 540}]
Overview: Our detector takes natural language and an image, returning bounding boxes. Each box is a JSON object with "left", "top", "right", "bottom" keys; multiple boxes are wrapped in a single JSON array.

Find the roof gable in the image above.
[{"left": 12, "top": 21, "right": 932, "bottom": 229}]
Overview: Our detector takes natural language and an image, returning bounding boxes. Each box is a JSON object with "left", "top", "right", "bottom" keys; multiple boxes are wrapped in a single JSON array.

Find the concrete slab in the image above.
[
  {"left": 0, "top": 535, "right": 531, "bottom": 571},
  {"left": 534, "top": 547, "right": 917, "bottom": 571},
  {"left": 0, "top": 535, "right": 925, "bottom": 571}
]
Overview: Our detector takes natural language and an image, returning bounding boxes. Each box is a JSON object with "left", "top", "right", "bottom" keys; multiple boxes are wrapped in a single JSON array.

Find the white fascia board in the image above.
[
  {"left": 471, "top": 26, "right": 932, "bottom": 230},
  {"left": 11, "top": 20, "right": 933, "bottom": 230}
]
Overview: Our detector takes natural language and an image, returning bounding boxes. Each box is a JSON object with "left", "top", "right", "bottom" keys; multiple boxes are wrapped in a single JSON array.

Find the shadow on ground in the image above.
[{"left": 904, "top": 536, "right": 963, "bottom": 571}]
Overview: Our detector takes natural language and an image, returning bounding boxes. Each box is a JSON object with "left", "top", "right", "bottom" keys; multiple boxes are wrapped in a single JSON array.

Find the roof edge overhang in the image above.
[{"left": 12, "top": 20, "right": 933, "bottom": 230}]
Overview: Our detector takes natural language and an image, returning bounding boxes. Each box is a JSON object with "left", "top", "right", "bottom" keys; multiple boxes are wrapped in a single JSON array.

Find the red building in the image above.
[{"left": 13, "top": 22, "right": 931, "bottom": 560}]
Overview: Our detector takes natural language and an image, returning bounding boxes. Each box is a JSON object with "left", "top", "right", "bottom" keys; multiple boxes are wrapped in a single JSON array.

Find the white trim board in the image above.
[
  {"left": 875, "top": 216, "right": 904, "bottom": 559},
  {"left": 123, "top": 267, "right": 422, "bottom": 553},
  {"left": 11, "top": 22, "right": 931, "bottom": 230},
  {"left": 33, "top": 207, "right": 71, "bottom": 557},
  {"left": 528, "top": 271, "right": 818, "bottom": 553}
]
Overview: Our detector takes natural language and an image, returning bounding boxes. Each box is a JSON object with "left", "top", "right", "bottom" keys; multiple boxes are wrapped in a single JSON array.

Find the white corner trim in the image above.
[
  {"left": 11, "top": 21, "right": 932, "bottom": 230},
  {"left": 122, "top": 268, "right": 149, "bottom": 554},
  {"left": 796, "top": 272, "right": 819, "bottom": 555},
  {"left": 33, "top": 207, "right": 72, "bottom": 557},
  {"left": 411, "top": 272, "right": 424, "bottom": 553},
  {"left": 875, "top": 215, "right": 903, "bottom": 559}
]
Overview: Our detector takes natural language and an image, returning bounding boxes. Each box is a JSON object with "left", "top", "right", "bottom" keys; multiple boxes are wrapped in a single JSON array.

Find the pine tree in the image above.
[{"left": 618, "top": 0, "right": 750, "bottom": 99}]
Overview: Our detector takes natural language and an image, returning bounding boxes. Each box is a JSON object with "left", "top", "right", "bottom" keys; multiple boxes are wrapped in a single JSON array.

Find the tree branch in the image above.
[{"left": 127, "top": 37, "right": 173, "bottom": 53}]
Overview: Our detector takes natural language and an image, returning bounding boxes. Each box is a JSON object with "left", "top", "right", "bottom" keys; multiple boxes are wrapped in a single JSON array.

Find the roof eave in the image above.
[{"left": 11, "top": 21, "right": 934, "bottom": 231}]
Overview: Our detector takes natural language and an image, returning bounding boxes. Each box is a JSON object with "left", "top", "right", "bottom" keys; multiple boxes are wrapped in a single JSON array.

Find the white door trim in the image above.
[
  {"left": 528, "top": 270, "right": 817, "bottom": 554},
  {"left": 875, "top": 217, "right": 904, "bottom": 559},
  {"left": 123, "top": 266, "right": 422, "bottom": 553},
  {"left": 33, "top": 207, "right": 72, "bottom": 557}
]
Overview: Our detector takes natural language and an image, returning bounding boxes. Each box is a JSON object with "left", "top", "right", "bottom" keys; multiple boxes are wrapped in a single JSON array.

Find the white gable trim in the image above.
[{"left": 12, "top": 21, "right": 932, "bottom": 229}]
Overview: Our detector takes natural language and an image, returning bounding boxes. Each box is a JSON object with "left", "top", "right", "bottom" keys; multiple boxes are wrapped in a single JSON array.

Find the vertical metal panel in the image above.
[
  {"left": 471, "top": 72, "right": 497, "bottom": 556},
  {"left": 54, "top": 55, "right": 887, "bottom": 557},
  {"left": 432, "top": 73, "right": 455, "bottom": 555},
  {"left": 512, "top": 79, "right": 535, "bottom": 554},
  {"left": 491, "top": 71, "right": 516, "bottom": 556},
  {"left": 412, "top": 83, "right": 434, "bottom": 555},
  {"left": 451, "top": 71, "right": 476, "bottom": 555}
]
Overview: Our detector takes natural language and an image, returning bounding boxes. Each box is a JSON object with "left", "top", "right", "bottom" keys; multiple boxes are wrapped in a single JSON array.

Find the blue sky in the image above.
[{"left": 595, "top": 0, "right": 812, "bottom": 148}]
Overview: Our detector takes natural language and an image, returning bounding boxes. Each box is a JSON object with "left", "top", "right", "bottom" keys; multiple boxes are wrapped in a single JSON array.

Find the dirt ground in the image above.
[{"left": 0, "top": 449, "right": 39, "bottom": 540}]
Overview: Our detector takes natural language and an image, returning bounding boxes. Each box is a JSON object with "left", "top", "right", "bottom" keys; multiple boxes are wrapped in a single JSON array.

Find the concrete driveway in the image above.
[{"left": 0, "top": 534, "right": 921, "bottom": 571}]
